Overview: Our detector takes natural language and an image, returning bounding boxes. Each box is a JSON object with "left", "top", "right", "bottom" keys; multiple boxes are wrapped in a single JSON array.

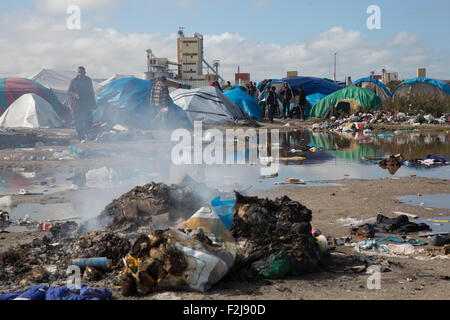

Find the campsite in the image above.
[{"left": 0, "top": 1, "right": 449, "bottom": 305}]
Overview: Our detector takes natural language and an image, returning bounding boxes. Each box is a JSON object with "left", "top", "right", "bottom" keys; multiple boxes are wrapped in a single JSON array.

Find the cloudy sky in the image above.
[{"left": 0, "top": 0, "right": 449, "bottom": 82}]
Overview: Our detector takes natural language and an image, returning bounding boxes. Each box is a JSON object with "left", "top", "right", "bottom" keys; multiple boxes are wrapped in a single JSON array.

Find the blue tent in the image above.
[
  {"left": 94, "top": 77, "right": 192, "bottom": 129},
  {"left": 353, "top": 77, "right": 392, "bottom": 97},
  {"left": 256, "top": 79, "right": 281, "bottom": 89},
  {"left": 96, "top": 77, "right": 154, "bottom": 115},
  {"left": 306, "top": 93, "right": 327, "bottom": 108},
  {"left": 281, "top": 76, "right": 342, "bottom": 96},
  {"left": 393, "top": 78, "right": 450, "bottom": 97},
  {"left": 224, "top": 88, "right": 263, "bottom": 121}
]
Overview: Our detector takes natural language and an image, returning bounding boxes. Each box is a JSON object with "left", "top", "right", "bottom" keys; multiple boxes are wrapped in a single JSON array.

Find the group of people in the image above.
[{"left": 258, "top": 80, "right": 307, "bottom": 123}]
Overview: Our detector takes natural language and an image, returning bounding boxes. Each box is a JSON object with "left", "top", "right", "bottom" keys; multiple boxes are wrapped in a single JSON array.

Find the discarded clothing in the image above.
[
  {"left": 0, "top": 285, "right": 112, "bottom": 301},
  {"left": 376, "top": 214, "right": 430, "bottom": 234}
]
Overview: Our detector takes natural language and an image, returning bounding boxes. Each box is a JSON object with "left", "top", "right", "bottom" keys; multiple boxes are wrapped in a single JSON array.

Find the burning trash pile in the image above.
[
  {"left": 312, "top": 111, "right": 450, "bottom": 133},
  {"left": 79, "top": 177, "right": 218, "bottom": 234},
  {"left": 1, "top": 177, "right": 323, "bottom": 298}
]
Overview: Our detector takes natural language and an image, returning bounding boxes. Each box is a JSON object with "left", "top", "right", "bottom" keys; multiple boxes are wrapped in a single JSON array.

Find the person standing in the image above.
[
  {"left": 150, "top": 76, "right": 170, "bottom": 109},
  {"left": 266, "top": 86, "right": 278, "bottom": 123},
  {"left": 292, "top": 85, "right": 307, "bottom": 120},
  {"left": 279, "top": 83, "right": 292, "bottom": 119},
  {"left": 68, "top": 66, "right": 97, "bottom": 141}
]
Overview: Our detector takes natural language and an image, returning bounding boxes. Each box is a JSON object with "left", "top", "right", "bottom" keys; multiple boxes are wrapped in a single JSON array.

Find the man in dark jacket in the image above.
[
  {"left": 68, "top": 66, "right": 97, "bottom": 141},
  {"left": 291, "top": 85, "right": 307, "bottom": 120},
  {"left": 266, "top": 86, "right": 278, "bottom": 123},
  {"left": 279, "top": 83, "right": 292, "bottom": 119}
]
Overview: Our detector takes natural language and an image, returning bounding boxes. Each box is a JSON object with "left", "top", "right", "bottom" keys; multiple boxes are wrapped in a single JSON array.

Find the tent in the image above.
[
  {"left": 306, "top": 93, "right": 327, "bottom": 107},
  {"left": 170, "top": 86, "right": 250, "bottom": 124},
  {"left": 309, "top": 87, "right": 382, "bottom": 118},
  {"left": 95, "top": 77, "right": 192, "bottom": 130},
  {"left": 224, "top": 88, "right": 263, "bottom": 121},
  {"left": 0, "top": 77, "right": 71, "bottom": 123},
  {"left": 31, "top": 69, "right": 101, "bottom": 105},
  {"left": 96, "top": 74, "right": 133, "bottom": 94},
  {"left": 281, "top": 76, "right": 342, "bottom": 96},
  {"left": 392, "top": 77, "right": 450, "bottom": 99},
  {"left": 353, "top": 77, "right": 391, "bottom": 103},
  {"left": 0, "top": 93, "right": 63, "bottom": 128}
]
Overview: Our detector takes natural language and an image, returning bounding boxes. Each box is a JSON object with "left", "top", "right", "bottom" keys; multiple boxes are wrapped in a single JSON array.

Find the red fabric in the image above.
[{"left": 5, "top": 78, "right": 49, "bottom": 107}]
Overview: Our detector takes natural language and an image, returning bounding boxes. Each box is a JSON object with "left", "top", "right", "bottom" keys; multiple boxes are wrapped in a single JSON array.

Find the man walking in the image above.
[{"left": 68, "top": 66, "right": 96, "bottom": 141}]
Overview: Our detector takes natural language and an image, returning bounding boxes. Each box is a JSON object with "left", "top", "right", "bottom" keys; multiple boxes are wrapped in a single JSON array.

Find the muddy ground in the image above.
[{"left": 0, "top": 120, "right": 449, "bottom": 300}]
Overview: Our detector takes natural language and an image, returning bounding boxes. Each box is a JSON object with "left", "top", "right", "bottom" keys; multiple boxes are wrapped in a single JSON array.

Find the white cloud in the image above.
[
  {"left": 0, "top": 10, "right": 448, "bottom": 83},
  {"left": 386, "top": 31, "right": 419, "bottom": 47}
]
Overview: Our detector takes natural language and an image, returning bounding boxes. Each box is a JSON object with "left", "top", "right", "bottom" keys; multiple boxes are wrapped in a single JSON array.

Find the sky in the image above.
[{"left": 0, "top": 0, "right": 449, "bottom": 82}]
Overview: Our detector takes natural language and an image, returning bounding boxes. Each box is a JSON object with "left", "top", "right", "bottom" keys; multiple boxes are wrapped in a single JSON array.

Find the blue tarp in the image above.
[
  {"left": 281, "top": 76, "right": 342, "bottom": 96},
  {"left": 0, "top": 285, "right": 112, "bottom": 301},
  {"left": 256, "top": 79, "right": 281, "bottom": 88},
  {"left": 224, "top": 88, "right": 263, "bottom": 121},
  {"left": 306, "top": 93, "right": 327, "bottom": 107},
  {"left": 393, "top": 77, "right": 450, "bottom": 95},
  {"left": 352, "top": 77, "right": 392, "bottom": 97},
  {"left": 95, "top": 77, "right": 154, "bottom": 121}
]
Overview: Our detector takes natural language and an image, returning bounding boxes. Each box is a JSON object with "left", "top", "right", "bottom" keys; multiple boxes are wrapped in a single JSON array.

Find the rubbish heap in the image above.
[
  {"left": 229, "top": 192, "right": 321, "bottom": 279},
  {"left": 79, "top": 178, "right": 219, "bottom": 234},
  {"left": 312, "top": 111, "right": 450, "bottom": 133}
]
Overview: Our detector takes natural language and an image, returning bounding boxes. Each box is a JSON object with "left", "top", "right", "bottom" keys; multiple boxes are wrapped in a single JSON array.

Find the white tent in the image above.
[
  {"left": 31, "top": 69, "right": 101, "bottom": 105},
  {"left": 170, "top": 86, "right": 249, "bottom": 124},
  {"left": 0, "top": 93, "right": 63, "bottom": 128}
]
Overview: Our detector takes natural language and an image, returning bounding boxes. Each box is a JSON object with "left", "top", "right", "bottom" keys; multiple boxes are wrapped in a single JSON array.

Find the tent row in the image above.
[{"left": 1, "top": 72, "right": 449, "bottom": 128}]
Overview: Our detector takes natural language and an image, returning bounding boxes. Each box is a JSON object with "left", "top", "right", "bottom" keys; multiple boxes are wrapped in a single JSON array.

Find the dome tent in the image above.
[
  {"left": 281, "top": 76, "right": 342, "bottom": 96},
  {"left": 352, "top": 77, "right": 391, "bottom": 103},
  {"left": 392, "top": 77, "right": 450, "bottom": 99},
  {"left": 0, "top": 93, "right": 63, "bottom": 128},
  {"left": 309, "top": 87, "right": 382, "bottom": 118},
  {"left": 170, "top": 86, "right": 250, "bottom": 124},
  {"left": 95, "top": 77, "right": 191, "bottom": 130},
  {"left": 0, "top": 77, "right": 71, "bottom": 123}
]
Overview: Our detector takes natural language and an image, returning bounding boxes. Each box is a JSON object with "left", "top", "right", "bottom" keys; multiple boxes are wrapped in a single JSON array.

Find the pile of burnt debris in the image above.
[{"left": 0, "top": 177, "right": 324, "bottom": 297}]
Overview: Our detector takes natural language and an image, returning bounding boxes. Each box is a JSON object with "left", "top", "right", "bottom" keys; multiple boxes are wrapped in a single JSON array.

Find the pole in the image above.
[{"left": 333, "top": 53, "right": 337, "bottom": 82}]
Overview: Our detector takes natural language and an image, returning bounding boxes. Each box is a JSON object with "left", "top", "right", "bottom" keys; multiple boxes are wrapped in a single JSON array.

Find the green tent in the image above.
[{"left": 309, "top": 87, "right": 382, "bottom": 118}]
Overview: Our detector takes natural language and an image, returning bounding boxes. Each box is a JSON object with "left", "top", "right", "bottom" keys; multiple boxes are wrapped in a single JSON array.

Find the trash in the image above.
[
  {"left": 34, "top": 142, "right": 45, "bottom": 148},
  {"left": 121, "top": 206, "right": 236, "bottom": 296},
  {"left": 285, "top": 178, "right": 306, "bottom": 184},
  {"left": 440, "top": 275, "right": 450, "bottom": 280},
  {"left": 72, "top": 257, "right": 111, "bottom": 271},
  {"left": 0, "top": 285, "right": 112, "bottom": 301},
  {"left": 376, "top": 214, "right": 430, "bottom": 233},
  {"left": 80, "top": 179, "right": 213, "bottom": 233},
  {"left": 85, "top": 167, "right": 117, "bottom": 186},
  {"left": 230, "top": 192, "right": 320, "bottom": 279},
  {"left": 316, "top": 235, "right": 328, "bottom": 253},
  {"left": 311, "top": 227, "right": 321, "bottom": 237},
  {"left": 211, "top": 196, "right": 236, "bottom": 230},
  {"left": 39, "top": 222, "right": 53, "bottom": 231},
  {"left": 260, "top": 173, "right": 278, "bottom": 179},
  {"left": 430, "top": 234, "right": 450, "bottom": 247}
]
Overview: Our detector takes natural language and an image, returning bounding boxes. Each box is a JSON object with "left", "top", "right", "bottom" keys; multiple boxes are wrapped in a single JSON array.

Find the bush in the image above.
[{"left": 383, "top": 95, "right": 450, "bottom": 116}]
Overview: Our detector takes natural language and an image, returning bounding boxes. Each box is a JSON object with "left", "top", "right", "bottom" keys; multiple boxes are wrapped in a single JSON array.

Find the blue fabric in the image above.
[
  {"left": 224, "top": 88, "right": 263, "bottom": 121},
  {"left": 393, "top": 78, "right": 450, "bottom": 95},
  {"left": 0, "top": 292, "right": 22, "bottom": 300},
  {"left": 306, "top": 93, "right": 327, "bottom": 107},
  {"left": 211, "top": 196, "right": 235, "bottom": 230},
  {"left": 95, "top": 77, "right": 155, "bottom": 121},
  {"left": 1, "top": 285, "right": 112, "bottom": 301},
  {"left": 281, "top": 76, "right": 342, "bottom": 96},
  {"left": 352, "top": 77, "right": 392, "bottom": 97},
  {"left": 425, "top": 155, "right": 447, "bottom": 163}
]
